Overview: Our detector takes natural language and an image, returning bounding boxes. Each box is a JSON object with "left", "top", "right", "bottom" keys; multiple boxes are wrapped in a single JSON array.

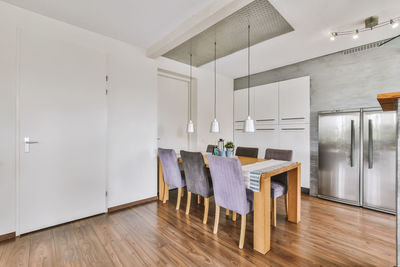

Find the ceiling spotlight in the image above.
[
  {"left": 390, "top": 19, "right": 399, "bottom": 29},
  {"left": 353, "top": 29, "right": 359, "bottom": 40},
  {"left": 330, "top": 32, "right": 337, "bottom": 41}
]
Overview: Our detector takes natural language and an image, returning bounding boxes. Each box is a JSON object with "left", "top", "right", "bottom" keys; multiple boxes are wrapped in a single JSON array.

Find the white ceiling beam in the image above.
[{"left": 146, "top": 0, "right": 254, "bottom": 59}]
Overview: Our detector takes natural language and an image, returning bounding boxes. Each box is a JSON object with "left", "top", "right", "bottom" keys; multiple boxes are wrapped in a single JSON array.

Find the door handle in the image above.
[
  {"left": 350, "top": 120, "right": 355, "bottom": 167},
  {"left": 368, "top": 119, "right": 373, "bottom": 169},
  {"left": 24, "top": 137, "right": 39, "bottom": 153}
]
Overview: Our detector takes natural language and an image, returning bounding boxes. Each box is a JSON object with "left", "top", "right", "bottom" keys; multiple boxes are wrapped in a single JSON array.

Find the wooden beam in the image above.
[{"left": 146, "top": 0, "right": 254, "bottom": 58}]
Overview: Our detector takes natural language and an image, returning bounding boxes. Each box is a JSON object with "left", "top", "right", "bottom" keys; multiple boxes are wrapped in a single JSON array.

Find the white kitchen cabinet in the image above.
[
  {"left": 253, "top": 82, "right": 279, "bottom": 126},
  {"left": 279, "top": 76, "right": 310, "bottom": 124},
  {"left": 254, "top": 126, "right": 279, "bottom": 158},
  {"left": 234, "top": 89, "right": 249, "bottom": 122},
  {"left": 279, "top": 124, "right": 310, "bottom": 188}
]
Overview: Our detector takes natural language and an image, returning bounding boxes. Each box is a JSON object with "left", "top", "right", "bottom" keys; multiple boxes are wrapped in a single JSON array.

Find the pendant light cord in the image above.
[
  {"left": 247, "top": 24, "right": 250, "bottom": 117},
  {"left": 214, "top": 41, "right": 217, "bottom": 119},
  {"left": 189, "top": 53, "right": 192, "bottom": 120}
]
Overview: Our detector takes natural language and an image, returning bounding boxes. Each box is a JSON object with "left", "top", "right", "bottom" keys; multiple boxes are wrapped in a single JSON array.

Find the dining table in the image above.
[{"left": 158, "top": 154, "right": 301, "bottom": 255}]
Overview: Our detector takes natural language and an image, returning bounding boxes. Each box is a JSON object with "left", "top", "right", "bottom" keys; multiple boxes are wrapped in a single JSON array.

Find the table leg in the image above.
[
  {"left": 158, "top": 157, "right": 165, "bottom": 201},
  {"left": 253, "top": 174, "right": 271, "bottom": 254},
  {"left": 288, "top": 165, "right": 301, "bottom": 223}
]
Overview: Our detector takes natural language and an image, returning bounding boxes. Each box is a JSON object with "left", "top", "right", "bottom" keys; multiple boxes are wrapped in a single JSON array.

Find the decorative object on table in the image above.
[
  {"left": 217, "top": 139, "right": 224, "bottom": 151},
  {"left": 210, "top": 41, "right": 220, "bottom": 133},
  {"left": 225, "top": 141, "right": 235, "bottom": 157},
  {"left": 187, "top": 53, "right": 195, "bottom": 133},
  {"left": 244, "top": 24, "right": 255, "bottom": 133},
  {"left": 219, "top": 150, "right": 226, "bottom": 157},
  {"left": 213, "top": 147, "right": 219, "bottom": 156}
]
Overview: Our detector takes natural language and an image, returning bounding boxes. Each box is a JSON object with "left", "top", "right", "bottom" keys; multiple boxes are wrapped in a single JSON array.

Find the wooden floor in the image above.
[{"left": 0, "top": 192, "right": 396, "bottom": 266}]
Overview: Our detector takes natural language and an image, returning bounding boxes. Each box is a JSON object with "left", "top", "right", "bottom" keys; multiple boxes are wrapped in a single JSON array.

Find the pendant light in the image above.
[
  {"left": 187, "top": 53, "right": 195, "bottom": 133},
  {"left": 244, "top": 24, "right": 255, "bottom": 133},
  {"left": 210, "top": 41, "right": 220, "bottom": 133}
]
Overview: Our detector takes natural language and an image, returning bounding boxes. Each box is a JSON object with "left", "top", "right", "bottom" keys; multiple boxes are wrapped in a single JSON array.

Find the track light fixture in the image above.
[{"left": 330, "top": 16, "right": 399, "bottom": 41}]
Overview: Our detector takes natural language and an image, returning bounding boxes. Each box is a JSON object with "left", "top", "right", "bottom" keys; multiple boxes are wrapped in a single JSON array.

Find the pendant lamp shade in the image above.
[
  {"left": 244, "top": 116, "right": 255, "bottom": 133},
  {"left": 187, "top": 53, "right": 195, "bottom": 133},
  {"left": 210, "top": 118, "right": 220, "bottom": 133},
  {"left": 210, "top": 41, "right": 220, "bottom": 133},
  {"left": 187, "top": 120, "right": 195, "bottom": 133},
  {"left": 244, "top": 24, "right": 255, "bottom": 133}
]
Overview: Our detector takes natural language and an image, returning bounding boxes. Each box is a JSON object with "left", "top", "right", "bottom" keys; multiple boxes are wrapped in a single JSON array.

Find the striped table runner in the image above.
[{"left": 242, "top": 160, "right": 294, "bottom": 192}]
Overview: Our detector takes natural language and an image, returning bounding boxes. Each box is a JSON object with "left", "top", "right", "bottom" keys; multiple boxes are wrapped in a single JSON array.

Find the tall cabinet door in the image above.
[
  {"left": 318, "top": 112, "right": 360, "bottom": 205},
  {"left": 279, "top": 124, "right": 310, "bottom": 188},
  {"left": 253, "top": 83, "right": 279, "bottom": 126},
  {"left": 234, "top": 89, "right": 249, "bottom": 123},
  {"left": 279, "top": 76, "right": 310, "bottom": 124},
  {"left": 362, "top": 110, "right": 396, "bottom": 213}
]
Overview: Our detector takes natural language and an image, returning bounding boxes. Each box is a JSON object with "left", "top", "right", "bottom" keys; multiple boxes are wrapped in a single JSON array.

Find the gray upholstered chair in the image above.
[
  {"left": 206, "top": 145, "right": 216, "bottom": 153},
  {"left": 265, "top": 148, "right": 293, "bottom": 227},
  {"left": 235, "top": 146, "right": 259, "bottom": 158},
  {"left": 158, "top": 148, "right": 186, "bottom": 210},
  {"left": 180, "top": 151, "right": 213, "bottom": 224},
  {"left": 208, "top": 155, "right": 253, "bottom": 249}
]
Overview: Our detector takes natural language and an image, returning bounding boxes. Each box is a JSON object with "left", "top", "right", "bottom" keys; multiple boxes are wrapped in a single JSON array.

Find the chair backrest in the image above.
[
  {"left": 206, "top": 145, "right": 216, "bottom": 153},
  {"left": 208, "top": 156, "right": 250, "bottom": 216},
  {"left": 158, "top": 148, "right": 185, "bottom": 188},
  {"left": 235, "top": 146, "right": 259, "bottom": 158},
  {"left": 180, "top": 151, "right": 213, "bottom": 198},
  {"left": 265, "top": 148, "right": 293, "bottom": 189},
  {"left": 264, "top": 148, "right": 293, "bottom": 161}
]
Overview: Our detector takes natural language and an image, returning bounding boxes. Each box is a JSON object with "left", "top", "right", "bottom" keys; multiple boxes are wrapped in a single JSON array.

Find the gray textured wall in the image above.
[{"left": 235, "top": 43, "right": 400, "bottom": 196}]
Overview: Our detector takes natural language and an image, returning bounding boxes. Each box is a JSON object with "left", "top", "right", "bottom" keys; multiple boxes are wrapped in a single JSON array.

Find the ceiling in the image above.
[
  {"left": 3, "top": 0, "right": 400, "bottom": 78},
  {"left": 162, "top": 0, "right": 293, "bottom": 67},
  {"left": 1, "top": 0, "right": 214, "bottom": 48},
  {"left": 201, "top": 0, "right": 400, "bottom": 78}
]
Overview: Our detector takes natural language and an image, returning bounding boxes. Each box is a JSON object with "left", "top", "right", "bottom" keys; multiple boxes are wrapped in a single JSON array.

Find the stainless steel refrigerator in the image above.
[{"left": 318, "top": 108, "right": 396, "bottom": 214}]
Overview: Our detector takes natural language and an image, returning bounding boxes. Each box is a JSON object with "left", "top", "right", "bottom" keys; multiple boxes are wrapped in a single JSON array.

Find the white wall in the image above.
[
  {"left": 157, "top": 57, "right": 234, "bottom": 151},
  {"left": 0, "top": 19, "right": 17, "bottom": 236},
  {"left": 0, "top": 1, "right": 233, "bottom": 236}
]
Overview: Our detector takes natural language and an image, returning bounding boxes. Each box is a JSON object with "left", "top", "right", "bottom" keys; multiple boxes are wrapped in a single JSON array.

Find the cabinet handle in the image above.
[
  {"left": 256, "top": 119, "right": 275, "bottom": 122},
  {"left": 281, "top": 117, "right": 305, "bottom": 120},
  {"left": 368, "top": 119, "right": 373, "bottom": 169},
  {"left": 235, "top": 120, "right": 245, "bottom": 123},
  {"left": 257, "top": 128, "right": 275, "bottom": 131},
  {"left": 281, "top": 128, "right": 305, "bottom": 131},
  {"left": 350, "top": 120, "right": 355, "bottom": 167}
]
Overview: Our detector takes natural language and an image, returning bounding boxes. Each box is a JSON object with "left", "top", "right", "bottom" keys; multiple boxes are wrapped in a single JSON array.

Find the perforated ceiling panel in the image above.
[{"left": 162, "top": 0, "right": 293, "bottom": 67}]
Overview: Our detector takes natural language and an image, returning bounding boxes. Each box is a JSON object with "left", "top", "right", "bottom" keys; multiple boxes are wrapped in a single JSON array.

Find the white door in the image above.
[
  {"left": 279, "top": 76, "right": 310, "bottom": 124},
  {"left": 19, "top": 31, "right": 107, "bottom": 234},
  {"left": 157, "top": 74, "right": 189, "bottom": 152}
]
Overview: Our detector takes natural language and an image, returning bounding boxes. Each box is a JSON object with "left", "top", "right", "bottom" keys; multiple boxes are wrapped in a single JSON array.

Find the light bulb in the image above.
[
  {"left": 352, "top": 30, "right": 359, "bottom": 40},
  {"left": 391, "top": 19, "right": 399, "bottom": 29},
  {"left": 330, "top": 32, "right": 337, "bottom": 41}
]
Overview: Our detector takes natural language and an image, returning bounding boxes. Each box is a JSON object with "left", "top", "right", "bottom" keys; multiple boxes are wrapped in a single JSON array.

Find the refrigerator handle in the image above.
[
  {"left": 368, "top": 119, "right": 373, "bottom": 169},
  {"left": 350, "top": 120, "right": 355, "bottom": 167}
]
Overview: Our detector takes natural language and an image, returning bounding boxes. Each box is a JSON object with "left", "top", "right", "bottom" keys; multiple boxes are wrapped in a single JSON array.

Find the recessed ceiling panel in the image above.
[{"left": 162, "top": 0, "right": 294, "bottom": 67}]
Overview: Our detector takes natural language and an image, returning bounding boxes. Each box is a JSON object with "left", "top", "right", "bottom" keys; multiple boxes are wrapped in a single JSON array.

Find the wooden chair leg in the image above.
[
  {"left": 285, "top": 194, "right": 288, "bottom": 216},
  {"left": 272, "top": 198, "right": 277, "bottom": 227},
  {"left": 163, "top": 184, "right": 169, "bottom": 204},
  {"left": 232, "top": 212, "right": 237, "bottom": 222},
  {"left": 176, "top": 188, "right": 182, "bottom": 210},
  {"left": 213, "top": 206, "right": 220, "bottom": 234},
  {"left": 225, "top": 209, "right": 230, "bottom": 216},
  {"left": 181, "top": 189, "right": 184, "bottom": 198},
  {"left": 186, "top": 192, "right": 192, "bottom": 215},
  {"left": 203, "top": 197, "right": 210, "bottom": 224},
  {"left": 239, "top": 215, "right": 246, "bottom": 249},
  {"left": 197, "top": 195, "right": 201, "bottom": 205}
]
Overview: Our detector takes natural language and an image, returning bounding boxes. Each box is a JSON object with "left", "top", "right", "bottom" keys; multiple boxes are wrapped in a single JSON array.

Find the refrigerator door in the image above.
[
  {"left": 318, "top": 112, "right": 360, "bottom": 205},
  {"left": 362, "top": 110, "right": 396, "bottom": 213}
]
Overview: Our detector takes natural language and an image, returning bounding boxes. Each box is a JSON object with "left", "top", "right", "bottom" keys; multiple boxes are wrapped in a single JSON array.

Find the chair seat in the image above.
[{"left": 271, "top": 181, "right": 286, "bottom": 199}]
